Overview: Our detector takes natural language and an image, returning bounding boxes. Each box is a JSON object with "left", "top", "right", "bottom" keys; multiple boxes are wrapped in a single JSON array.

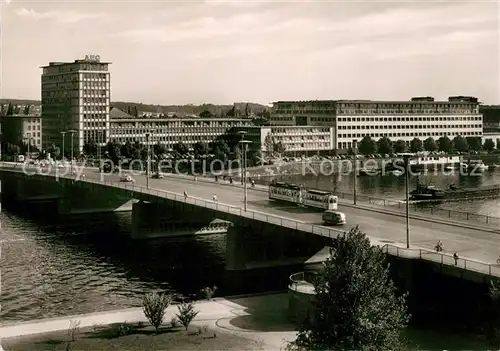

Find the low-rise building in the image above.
[
  {"left": 271, "top": 97, "right": 483, "bottom": 151},
  {"left": 0, "top": 104, "right": 43, "bottom": 150},
  {"left": 108, "top": 107, "right": 254, "bottom": 150}
]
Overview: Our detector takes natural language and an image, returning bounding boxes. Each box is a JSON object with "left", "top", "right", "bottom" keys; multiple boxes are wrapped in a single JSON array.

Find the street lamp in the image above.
[
  {"left": 60, "top": 131, "right": 67, "bottom": 161},
  {"left": 25, "top": 132, "right": 31, "bottom": 162},
  {"left": 239, "top": 140, "right": 252, "bottom": 211},
  {"left": 145, "top": 130, "right": 154, "bottom": 189},
  {"left": 352, "top": 139, "right": 358, "bottom": 205},
  {"left": 237, "top": 131, "right": 247, "bottom": 184},
  {"left": 68, "top": 129, "right": 77, "bottom": 173},
  {"left": 97, "top": 130, "right": 103, "bottom": 161},
  {"left": 400, "top": 153, "right": 412, "bottom": 248}
]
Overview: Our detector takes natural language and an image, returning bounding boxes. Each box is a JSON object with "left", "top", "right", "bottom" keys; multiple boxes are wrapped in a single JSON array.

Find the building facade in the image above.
[
  {"left": 480, "top": 105, "right": 500, "bottom": 130},
  {"left": 271, "top": 97, "right": 483, "bottom": 150},
  {"left": 109, "top": 107, "right": 254, "bottom": 150},
  {"left": 41, "top": 55, "right": 111, "bottom": 153},
  {"left": 0, "top": 104, "right": 43, "bottom": 150}
]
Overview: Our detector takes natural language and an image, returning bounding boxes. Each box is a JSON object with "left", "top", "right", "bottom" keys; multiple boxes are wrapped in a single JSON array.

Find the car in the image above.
[
  {"left": 152, "top": 172, "right": 164, "bottom": 179},
  {"left": 120, "top": 174, "right": 135, "bottom": 183},
  {"left": 322, "top": 210, "right": 346, "bottom": 226}
]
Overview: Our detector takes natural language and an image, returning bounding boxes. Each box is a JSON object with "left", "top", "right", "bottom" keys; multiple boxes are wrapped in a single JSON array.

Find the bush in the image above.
[
  {"left": 176, "top": 302, "right": 199, "bottom": 330},
  {"left": 200, "top": 285, "right": 218, "bottom": 300},
  {"left": 142, "top": 292, "right": 172, "bottom": 333}
]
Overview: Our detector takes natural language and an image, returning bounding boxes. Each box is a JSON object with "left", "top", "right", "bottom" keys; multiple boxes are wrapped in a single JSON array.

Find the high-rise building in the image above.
[{"left": 40, "top": 55, "right": 111, "bottom": 153}]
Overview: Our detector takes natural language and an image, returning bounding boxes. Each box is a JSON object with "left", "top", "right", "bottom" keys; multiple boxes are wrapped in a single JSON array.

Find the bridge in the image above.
[{"left": 1, "top": 162, "right": 500, "bottom": 280}]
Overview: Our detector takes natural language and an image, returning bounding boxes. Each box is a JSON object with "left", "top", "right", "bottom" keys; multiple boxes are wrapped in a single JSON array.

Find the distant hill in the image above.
[
  {"left": 0, "top": 99, "right": 269, "bottom": 116},
  {"left": 110, "top": 101, "right": 269, "bottom": 116}
]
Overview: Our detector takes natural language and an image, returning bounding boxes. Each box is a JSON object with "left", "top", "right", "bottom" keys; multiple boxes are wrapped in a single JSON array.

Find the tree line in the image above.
[
  {"left": 82, "top": 138, "right": 262, "bottom": 167},
  {"left": 357, "top": 135, "right": 499, "bottom": 156}
]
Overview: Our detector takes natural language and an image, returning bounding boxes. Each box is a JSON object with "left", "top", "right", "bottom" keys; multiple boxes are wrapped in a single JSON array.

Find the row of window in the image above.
[
  {"left": 338, "top": 116, "right": 481, "bottom": 122},
  {"left": 339, "top": 124, "right": 482, "bottom": 130},
  {"left": 111, "top": 128, "right": 233, "bottom": 135},
  {"left": 338, "top": 131, "right": 482, "bottom": 139}
]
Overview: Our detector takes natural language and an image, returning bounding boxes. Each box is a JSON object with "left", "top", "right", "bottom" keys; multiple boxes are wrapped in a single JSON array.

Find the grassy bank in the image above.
[{"left": 3, "top": 321, "right": 265, "bottom": 351}]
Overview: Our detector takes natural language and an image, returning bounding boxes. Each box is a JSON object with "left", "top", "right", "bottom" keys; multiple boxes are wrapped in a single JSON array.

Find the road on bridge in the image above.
[{"left": 6, "top": 164, "right": 500, "bottom": 265}]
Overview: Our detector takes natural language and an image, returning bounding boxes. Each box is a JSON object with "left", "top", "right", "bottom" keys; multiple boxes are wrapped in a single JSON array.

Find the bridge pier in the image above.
[
  {"left": 131, "top": 200, "right": 229, "bottom": 239},
  {"left": 225, "top": 221, "right": 329, "bottom": 271}
]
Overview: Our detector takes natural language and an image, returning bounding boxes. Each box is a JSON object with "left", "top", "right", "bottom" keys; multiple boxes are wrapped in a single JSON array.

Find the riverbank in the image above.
[{"left": 0, "top": 292, "right": 494, "bottom": 350}]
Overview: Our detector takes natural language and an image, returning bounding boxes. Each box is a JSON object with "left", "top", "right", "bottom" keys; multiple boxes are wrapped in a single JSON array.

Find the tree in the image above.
[
  {"left": 199, "top": 110, "right": 213, "bottom": 118},
  {"left": 83, "top": 140, "right": 98, "bottom": 156},
  {"left": 106, "top": 140, "right": 121, "bottom": 163},
  {"left": 153, "top": 142, "right": 166, "bottom": 156},
  {"left": 213, "top": 139, "right": 230, "bottom": 164},
  {"left": 176, "top": 302, "right": 199, "bottom": 330},
  {"left": 248, "top": 149, "right": 262, "bottom": 166},
  {"left": 466, "top": 136, "right": 482, "bottom": 152},
  {"left": 409, "top": 138, "right": 423, "bottom": 153},
  {"left": 233, "top": 146, "right": 242, "bottom": 161},
  {"left": 423, "top": 137, "right": 437, "bottom": 152},
  {"left": 437, "top": 136, "right": 453, "bottom": 153},
  {"left": 497, "top": 140, "right": 500, "bottom": 151},
  {"left": 193, "top": 141, "right": 209, "bottom": 157},
  {"left": 173, "top": 141, "right": 188, "bottom": 155},
  {"left": 484, "top": 139, "right": 495, "bottom": 153},
  {"left": 244, "top": 103, "right": 251, "bottom": 116},
  {"left": 47, "top": 143, "right": 60, "bottom": 158},
  {"left": 358, "top": 135, "right": 377, "bottom": 156},
  {"left": 142, "top": 292, "right": 172, "bottom": 333},
  {"left": 377, "top": 136, "right": 393, "bottom": 154},
  {"left": 6, "top": 102, "right": 13, "bottom": 116},
  {"left": 226, "top": 106, "right": 236, "bottom": 117},
  {"left": 274, "top": 141, "right": 286, "bottom": 156},
  {"left": 452, "top": 135, "right": 469, "bottom": 153},
  {"left": 393, "top": 140, "right": 407, "bottom": 153},
  {"left": 131, "top": 141, "right": 143, "bottom": 160},
  {"left": 120, "top": 141, "right": 133, "bottom": 158},
  {"left": 289, "top": 227, "right": 409, "bottom": 350},
  {"left": 263, "top": 132, "right": 275, "bottom": 158}
]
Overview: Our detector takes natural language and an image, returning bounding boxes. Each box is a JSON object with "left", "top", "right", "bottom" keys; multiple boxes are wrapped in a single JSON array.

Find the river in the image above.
[{"left": 1, "top": 169, "right": 500, "bottom": 323}]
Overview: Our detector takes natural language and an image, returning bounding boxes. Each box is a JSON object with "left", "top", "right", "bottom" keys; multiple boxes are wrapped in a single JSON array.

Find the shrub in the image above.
[
  {"left": 200, "top": 285, "right": 218, "bottom": 300},
  {"left": 142, "top": 292, "right": 172, "bottom": 333},
  {"left": 171, "top": 317, "right": 179, "bottom": 328},
  {"left": 176, "top": 302, "right": 199, "bottom": 330}
]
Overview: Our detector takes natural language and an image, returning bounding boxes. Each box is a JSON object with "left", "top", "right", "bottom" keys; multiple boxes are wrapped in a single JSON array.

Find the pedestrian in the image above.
[
  {"left": 453, "top": 252, "right": 459, "bottom": 265},
  {"left": 184, "top": 191, "right": 188, "bottom": 199},
  {"left": 213, "top": 194, "right": 218, "bottom": 202}
]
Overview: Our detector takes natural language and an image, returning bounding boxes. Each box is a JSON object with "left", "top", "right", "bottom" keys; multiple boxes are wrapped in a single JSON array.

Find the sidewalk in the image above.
[{"left": 0, "top": 293, "right": 296, "bottom": 350}]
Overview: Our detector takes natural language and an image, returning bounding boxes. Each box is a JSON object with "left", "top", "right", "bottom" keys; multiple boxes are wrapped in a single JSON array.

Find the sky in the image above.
[{"left": 1, "top": 0, "right": 499, "bottom": 105}]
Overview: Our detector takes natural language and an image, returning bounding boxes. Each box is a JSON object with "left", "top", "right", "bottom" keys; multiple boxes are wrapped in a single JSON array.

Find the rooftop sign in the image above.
[{"left": 84, "top": 54, "right": 100, "bottom": 63}]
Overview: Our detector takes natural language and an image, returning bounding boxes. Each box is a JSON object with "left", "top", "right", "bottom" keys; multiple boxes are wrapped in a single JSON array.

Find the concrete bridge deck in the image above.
[{"left": 2, "top": 163, "right": 500, "bottom": 278}]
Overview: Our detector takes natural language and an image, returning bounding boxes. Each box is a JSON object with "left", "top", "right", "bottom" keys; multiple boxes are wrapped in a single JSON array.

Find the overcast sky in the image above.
[{"left": 1, "top": 0, "right": 499, "bottom": 105}]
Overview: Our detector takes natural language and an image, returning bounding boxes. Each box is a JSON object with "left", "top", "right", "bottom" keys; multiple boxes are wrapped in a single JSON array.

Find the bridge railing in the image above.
[
  {"left": 81, "top": 175, "right": 500, "bottom": 278},
  {"left": 162, "top": 168, "right": 500, "bottom": 228},
  {"left": 2, "top": 165, "right": 500, "bottom": 278}
]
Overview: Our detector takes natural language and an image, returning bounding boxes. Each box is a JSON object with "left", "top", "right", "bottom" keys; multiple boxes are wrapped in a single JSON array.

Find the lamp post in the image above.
[
  {"left": 60, "top": 131, "right": 67, "bottom": 161},
  {"left": 68, "top": 129, "right": 77, "bottom": 173},
  {"left": 401, "top": 153, "right": 412, "bottom": 248},
  {"left": 97, "top": 130, "right": 102, "bottom": 161},
  {"left": 237, "top": 131, "right": 247, "bottom": 184},
  {"left": 239, "top": 140, "right": 252, "bottom": 211},
  {"left": 25, "top": 132, "right": 31, "bottom": 162},
  {"left": 145, "top": 130, "right": 153, "bottom": 189},
  {"left": 352, "top": 139, "right": 358, "bottom": 205}
]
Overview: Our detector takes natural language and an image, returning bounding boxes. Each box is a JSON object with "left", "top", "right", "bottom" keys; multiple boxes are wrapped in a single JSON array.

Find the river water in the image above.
[{"left": 1, "top": 170, "right": 500, "bottom": 323}]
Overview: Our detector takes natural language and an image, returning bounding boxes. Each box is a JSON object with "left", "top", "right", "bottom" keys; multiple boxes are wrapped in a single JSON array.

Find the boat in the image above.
[
  {"left": 466, "top": 160, "right": 488, "bottom": 172},
  {"left": 391, "top": 170, "right": 404, "bottom": 176},
  {"left": 409, "top": 184, "right": 446, "bottom": 201},
  {"left": 358, "top": 168, "right": 380, "bottom": 176},
  {"left": 410, "top": 182, "right": 500, "bottom": 201}
]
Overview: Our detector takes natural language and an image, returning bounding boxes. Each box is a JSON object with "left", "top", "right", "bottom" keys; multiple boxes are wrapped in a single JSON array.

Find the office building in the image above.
[
  {"left": 480, "top": 105, "right": 500, "bottom": 130},
  {"left": 40, "top": 54, "right": 111, "bottom": 153},
  {"left": 109, "top": 107, "right": 254, "bottom": 150},
  {"left": 0, "top": 104, "right": 43, "bottom": 149},
  {"left": 271, "top": 97, "right": 483, "bottom": 150}
]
